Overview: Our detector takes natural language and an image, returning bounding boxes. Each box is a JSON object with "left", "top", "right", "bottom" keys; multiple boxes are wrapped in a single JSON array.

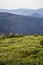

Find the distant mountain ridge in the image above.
[
  {"left": 0, "top": 8, "right": 43, "bottom": 17},
  {"left": 30, "top": 13, "right": 43, "bottom": 18},
  {"left": 0, "top": 12, "right": 43, "bottom": 35}
]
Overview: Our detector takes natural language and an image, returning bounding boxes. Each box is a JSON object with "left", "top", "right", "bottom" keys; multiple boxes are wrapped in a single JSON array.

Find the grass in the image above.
[{"left": 0, "top": 35, "right": 43, "bottom": 65}]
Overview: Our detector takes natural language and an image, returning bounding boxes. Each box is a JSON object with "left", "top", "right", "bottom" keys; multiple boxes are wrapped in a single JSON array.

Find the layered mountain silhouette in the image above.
[
  {"left": 0, "top": 12, "right": 43, "bottom": 35},
  {"left": 0, "top": 8, "right": 43, "bottom": 17},
  {"left": 30, "top": 13, "right": 43, "bottom": 18}
]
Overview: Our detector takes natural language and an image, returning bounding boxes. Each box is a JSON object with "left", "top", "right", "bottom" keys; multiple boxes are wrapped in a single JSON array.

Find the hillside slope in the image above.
[
  {"left": 0, "top": 35, "right": 43, "bottom": 65},
  {"left": 0, "top": 13, "right": 43, "bottom": 35}
]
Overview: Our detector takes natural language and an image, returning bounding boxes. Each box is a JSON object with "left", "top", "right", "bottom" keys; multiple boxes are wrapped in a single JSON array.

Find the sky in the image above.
[{"left": 0, "top": 0, "right": 43, "bottom": 10}]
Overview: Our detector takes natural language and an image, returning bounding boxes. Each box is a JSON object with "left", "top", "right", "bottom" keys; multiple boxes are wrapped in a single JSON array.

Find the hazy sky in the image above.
[{"left": 0, "top": 0, "right": 43, "bottom": 9}]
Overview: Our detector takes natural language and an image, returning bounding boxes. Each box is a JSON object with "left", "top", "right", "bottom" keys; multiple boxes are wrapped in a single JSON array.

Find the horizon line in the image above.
[{"left": 0, "top": 8, "right": 43, "bottom": 10}]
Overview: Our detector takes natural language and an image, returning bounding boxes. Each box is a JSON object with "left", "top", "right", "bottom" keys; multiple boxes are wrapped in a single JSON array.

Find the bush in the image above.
[
  {"left": 7, "top": 33, "right": 23, "bottom": 38},
  {"left": 32, "top": 49, "right": 39, "bottom": 54},
  {"left": 7, "top": 32, "right": 15, "bottom": 38},
  {"left": 15, "top": 33, "right": 21, "bottom": 37},
  {"left": 22, "top": 49, "right": 39, "bottom": 57},
  {"left": 1, "top": 63, "right": 5, "bottom": 65},
  {"left": 20, "top": 34, "right": 23, "bottom": 37},
  {"left": 40, "top": 39, "right": 43, "bottom": 45},
  {"left": 15, "top": 33, "right": 23, "bottom": 37},
  {"left": 0, "top": 34, "right": 5, "bottom": 40},
  {"left": 0, "top": 61, "right": 5, "bottom": 65},
  {"left": 41, "top": 34, "right": 43, "bottom": 36},
  {"left": 34, "top": 34, "right": 39, "bottom": 36}
]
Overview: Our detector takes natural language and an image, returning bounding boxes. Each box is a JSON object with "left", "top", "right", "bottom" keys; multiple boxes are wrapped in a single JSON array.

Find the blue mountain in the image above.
[
  {"left": 0, "top": 8, "right": 43, "bottom": 17},
  {"left": 30, "top": 13, "right": 43, "bottom": 18},
  {"left": 0, "top": 12, "right": 43, "bottom": 35}
]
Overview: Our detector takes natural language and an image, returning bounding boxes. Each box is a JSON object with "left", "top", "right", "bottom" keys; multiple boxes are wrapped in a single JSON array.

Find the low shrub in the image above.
[
  {"left": 0, "top": 61, "right": 5, "bottom": 65},
  {"left": 41, "top": 34, "right": 43, "bottom": 36},
  {"left": 32, "top": 49, "right": 39, "bottom": 54},
  {"left": 7, "top": 33, "right": 23, "bottom": 38},
  {"left": 20, "top": 34, "right": 23, "bottom": 37},
  {"left": 15, "top": 33, "right": 20, "bottom": 37},
  {"left": 34, "top": 34, "right": 39, "bottom": 36},
  {"left": 0, "top": 34, "right": 5, "bottom": 40},
  {"left": 40, "top": 39, "right": 43, "bottom": 45},
  {"left": 1, "top": 63, "right": 5, "bottom": 65},
  {"left": 15, "top": 33, "right": 23, "bottom": 37},
  {"left": 22, "top": 49, "right": 39, "bottom": 57},
  {"left": 7, "top": 32, "right": 15, "bottom": 38}
]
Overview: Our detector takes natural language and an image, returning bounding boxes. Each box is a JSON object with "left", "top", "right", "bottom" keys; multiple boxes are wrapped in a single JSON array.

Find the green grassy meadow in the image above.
[{"left": 0, "top": 35, "right": 43, "bottom": 65}]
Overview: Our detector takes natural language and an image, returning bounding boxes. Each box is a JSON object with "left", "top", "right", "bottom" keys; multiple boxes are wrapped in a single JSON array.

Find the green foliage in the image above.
[
  {"left": 41, "top": 34, "right": 43, "bottom": 36},
  {"left": 0, "top": 33, "right": 5, "bottom": 40},
  {"left": 0, "top": 35, "right": 43, "bottom": 65},
  {"left": 7, "top": 33, "right": 23, "bottom": 38},
  {"left": 34, "top": 34, "right": 39, "bottom": 36},
  {"left": 0, "top": 61, "right": 5, "bottom": 65},
  {"left": 15, "top": 33, "right": 22, "bottom": 37},
  {"left": 40, "top": 38, "right": 43, "bottom": 45},
  {"left": 7, "top": 32, "right": 15, "bottom": 38},
  {"left": 20, "top": 34, "right": 23, "bottom": 37}
]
